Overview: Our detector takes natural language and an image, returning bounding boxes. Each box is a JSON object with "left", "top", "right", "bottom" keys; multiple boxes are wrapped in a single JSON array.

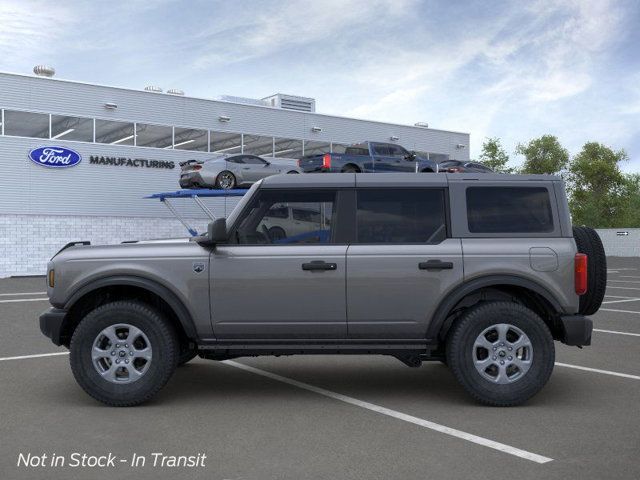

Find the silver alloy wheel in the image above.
[
  {"left": 217, "top": 172, "right": 235, "bottom": 189},
  {"left": 91, "top": 324, "right": 152, "bottom": 384},
  {"left": 472, "top": 323, "right": 533, "bottom": 384}
]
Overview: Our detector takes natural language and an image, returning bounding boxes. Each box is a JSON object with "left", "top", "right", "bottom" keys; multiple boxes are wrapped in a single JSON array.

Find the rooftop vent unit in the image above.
[
  {"left": 144, "top": 85, "right": 163, "bottom": 93},
  {"left": 414, "top": 122, "right": 429, "bottom": 128},
  {"left": 33, "top": 65, "right": 55, "bottom": 77},
  {"left": 167, "top": 89, "right": 184, "bottom": 96},
  {"left": 216, "top": 95, "right": 270, "bottom": 107},
  {"left": 262, "top": 93, "right": 316, "bottom": 113}
]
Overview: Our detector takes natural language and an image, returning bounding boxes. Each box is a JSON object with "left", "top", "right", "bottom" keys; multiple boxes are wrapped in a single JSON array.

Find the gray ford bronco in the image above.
[{"left": 39, "top": 173, "right": 606, "bottom": 407}]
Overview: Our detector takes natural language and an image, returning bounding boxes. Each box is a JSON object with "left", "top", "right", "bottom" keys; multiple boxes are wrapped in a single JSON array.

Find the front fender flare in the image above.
[{"left": 64, "top": 275, "right": 197, "bottom": 339}]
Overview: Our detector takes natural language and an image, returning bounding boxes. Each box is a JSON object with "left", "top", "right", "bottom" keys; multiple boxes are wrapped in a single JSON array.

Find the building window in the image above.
[
  {"left": 95, "top": 119, "right": 135, "bottom": 145},
  {"left": 243, "top": 135, "right": 274, "bottom": 156},
  {"left": 173, "top": 127, "right": 208, "bottom": 151},
  {"left": 50, "top": 114, "right": 94, "bottom": 142},
  {"left": 3, "top": 110, "right": 49, "bottom": 138},
  {"left": 273, "top": 137, "right": 303, "bottom": 158},
  {"left": 135, "top": 123, "right": 173, "bottom": 149},
  {"left": 303, "top": 140, "right": 331, "bottom": 156},
  {"left": 210, "top": 131, "right": 242, "bottom": 154}
]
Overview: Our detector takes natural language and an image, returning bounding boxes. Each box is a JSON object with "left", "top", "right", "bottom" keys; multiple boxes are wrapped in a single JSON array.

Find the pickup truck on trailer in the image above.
[{"left": 298, "top": 141, "right": 438, "bottom": 173}]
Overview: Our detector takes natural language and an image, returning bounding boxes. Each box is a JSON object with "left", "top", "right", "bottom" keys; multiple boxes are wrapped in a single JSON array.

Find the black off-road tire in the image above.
[
  {"left": 573, "top": 226, "right": 607, "bottom": 315},
  {"left": 70, "top": 301, "right": 179, "bottom": 407},
  {"left": 446, "top": 302, "right": 555, "bottom": 407}
]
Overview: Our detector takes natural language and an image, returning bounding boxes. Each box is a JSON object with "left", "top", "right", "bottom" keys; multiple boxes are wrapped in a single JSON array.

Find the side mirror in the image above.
[
  {"left": 264, "top": 161, "right": 271, "bottom": 166},
  {"left": 207, "top": 218, "right": 227, "bottom": 244}
]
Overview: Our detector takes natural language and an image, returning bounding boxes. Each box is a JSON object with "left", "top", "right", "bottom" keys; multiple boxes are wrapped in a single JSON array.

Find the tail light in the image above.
[
  {"left": 192, "top": 165, "right": 202, "bottom": 171},
  {"left": 297, "top": 159, "right": 301, "bottom": 167},
  {"left": 575, "top": 253, "right": 588, "bottom": 295},
  {"left": 322, "top": 153, "right": 331, "bottom": 169}
]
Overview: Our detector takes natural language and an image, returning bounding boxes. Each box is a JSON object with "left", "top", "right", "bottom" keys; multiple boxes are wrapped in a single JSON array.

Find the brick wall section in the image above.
[{"left": 0, "top": 214, "right": 212, "bottom": 277}]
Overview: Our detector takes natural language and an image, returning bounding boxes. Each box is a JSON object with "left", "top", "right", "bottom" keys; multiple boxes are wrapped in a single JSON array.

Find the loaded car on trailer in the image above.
[
  {"left": 39, "top": 173, "right": 606, "bottom": 407},
  {"left": 179, "top": 154, "right": 301, "bottom": 190}
]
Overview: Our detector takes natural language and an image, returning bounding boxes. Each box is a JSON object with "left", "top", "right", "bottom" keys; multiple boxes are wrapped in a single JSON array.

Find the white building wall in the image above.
[{"left": 595, "top": 229, "right": 640, "bottom": 258}]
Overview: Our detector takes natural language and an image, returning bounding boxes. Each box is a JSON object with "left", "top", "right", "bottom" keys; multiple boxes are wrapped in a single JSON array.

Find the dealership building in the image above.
[{"left": 0, "top": 68, "right": 470, "bottom": 277}]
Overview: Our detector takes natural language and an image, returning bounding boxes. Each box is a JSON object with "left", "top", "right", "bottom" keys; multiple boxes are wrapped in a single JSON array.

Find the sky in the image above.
[{"left": 1, "top": 0, "right": 639, "bottom": 170}]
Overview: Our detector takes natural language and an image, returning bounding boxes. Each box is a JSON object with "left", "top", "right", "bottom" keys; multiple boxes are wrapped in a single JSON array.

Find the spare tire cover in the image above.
[{"left": 572, "top": 226, "right": 607, "bottom": 315}]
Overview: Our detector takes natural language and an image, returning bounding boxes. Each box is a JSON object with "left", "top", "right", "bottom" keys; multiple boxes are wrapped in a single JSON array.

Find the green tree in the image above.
[
  {"left": 615, "top": 173, "right": 640, "bottom": 228},
  {"left": 516, "top": 135, "right": 569, "bottom": 175},
  {"left": 568, "top": 142, "right": 629, "bottom": 227},
  {"left": 478, "top": 137, "right": 513, "bottom": 173}
]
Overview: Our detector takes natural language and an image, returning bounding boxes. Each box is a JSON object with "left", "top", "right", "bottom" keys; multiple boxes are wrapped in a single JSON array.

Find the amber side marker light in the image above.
[
  {"left": 48, "top": 269, "right": 55, "bottom": 288},
  {"left": 575, "top": 253, "right": 588, "bottom": 295}
]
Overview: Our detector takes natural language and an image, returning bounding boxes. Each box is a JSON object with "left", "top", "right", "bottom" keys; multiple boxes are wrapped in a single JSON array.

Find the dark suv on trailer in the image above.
[{"left": 39, "top": 173, "right": 606, "bottom": 407}]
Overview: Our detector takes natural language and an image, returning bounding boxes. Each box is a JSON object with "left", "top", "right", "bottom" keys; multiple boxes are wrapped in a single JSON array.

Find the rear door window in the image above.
[
  {"left": 466, "top": 187, "right": 553, "bottom": 233},
  {"left": 355, "top": 189, "right": 447, "bottom": 243}
]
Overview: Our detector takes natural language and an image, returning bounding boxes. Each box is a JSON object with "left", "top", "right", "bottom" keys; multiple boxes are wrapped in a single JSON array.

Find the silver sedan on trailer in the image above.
[{"left": 179, "top": 154, "right": 302, "bottom": 190}]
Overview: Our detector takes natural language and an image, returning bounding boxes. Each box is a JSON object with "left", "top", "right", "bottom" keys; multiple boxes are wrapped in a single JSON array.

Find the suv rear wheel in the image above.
[
  {"left": 70, "top": 301, "right": 179, "bottom": 406},
  {"left": 446, "top": 301, "right": 555, "bottom": 407}
]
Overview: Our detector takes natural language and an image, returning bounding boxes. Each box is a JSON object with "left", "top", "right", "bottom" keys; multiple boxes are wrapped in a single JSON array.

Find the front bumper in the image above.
[
  {"left": 39, "top": 308, "right": 68, "bottom": 346},
  {"left": 559, "top": 314, "right": 592, "bottom": 346}
]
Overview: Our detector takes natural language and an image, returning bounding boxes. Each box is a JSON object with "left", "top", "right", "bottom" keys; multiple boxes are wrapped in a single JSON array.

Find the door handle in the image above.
[
  {"left": 302, "top": 261, "right": 337, "bottom": 271},
  {"left": 419, "top": 260, "right": 453, "bottom": 271}
]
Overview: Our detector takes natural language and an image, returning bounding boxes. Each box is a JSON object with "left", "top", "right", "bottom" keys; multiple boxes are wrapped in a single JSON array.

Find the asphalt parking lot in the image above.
[{"left": 1, "top": 257, "right": 639, "bottom": 480}]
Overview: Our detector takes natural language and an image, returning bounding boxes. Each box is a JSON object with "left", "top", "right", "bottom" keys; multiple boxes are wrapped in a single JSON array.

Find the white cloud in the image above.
[{"left": 0, "top": 1, "right": 74, "bottom": 66}]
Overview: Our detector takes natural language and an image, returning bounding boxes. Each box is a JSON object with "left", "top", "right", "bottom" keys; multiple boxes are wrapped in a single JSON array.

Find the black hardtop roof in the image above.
[{"left": 259, "top": 173, "right": 561, "bottom": 188}]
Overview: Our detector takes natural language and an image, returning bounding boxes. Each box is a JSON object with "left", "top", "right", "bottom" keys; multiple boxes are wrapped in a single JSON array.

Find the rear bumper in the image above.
[
  {"left": 39, "top": 308, "right": 67, "bottom": 346},
  {"left": 179, "top": 172, "right": 207, "bottom": 188},
  {"left": 558, "top": 314, "right": 593, "bottom": 346}
]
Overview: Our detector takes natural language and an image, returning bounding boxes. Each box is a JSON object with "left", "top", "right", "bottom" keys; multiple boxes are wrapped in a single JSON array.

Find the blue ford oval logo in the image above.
[{"left": 28, "top": 146, "right": 82, "bottom": 168}]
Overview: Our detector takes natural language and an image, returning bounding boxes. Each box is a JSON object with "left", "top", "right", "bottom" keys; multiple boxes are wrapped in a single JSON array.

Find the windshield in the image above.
[{"left": 225, "top": 181, "right": 262, "bottom": 228}]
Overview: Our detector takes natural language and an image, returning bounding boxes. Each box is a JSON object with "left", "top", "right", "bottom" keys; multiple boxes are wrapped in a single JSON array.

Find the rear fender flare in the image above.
[{"left": 426, "top": 275, "right": 563, "bottom": 341}]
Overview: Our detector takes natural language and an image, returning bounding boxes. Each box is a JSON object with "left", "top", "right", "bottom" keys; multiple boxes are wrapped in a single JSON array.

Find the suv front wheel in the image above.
[
  {"left": 446, "top": 302, "right": 555, "bottom": 407},
  {"left": 70, "top": 301, "right": 179, "bottom": 407}
]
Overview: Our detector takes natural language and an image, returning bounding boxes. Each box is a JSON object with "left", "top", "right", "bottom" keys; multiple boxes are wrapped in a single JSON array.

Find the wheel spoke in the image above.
[
  {"left": 495, "top": 364, "right": 510, "bottom": 384},
  {"left": 125, "top": 365, "right": 143, "bottom": 382},
  {"left": 133, "top": 347, "right": 152, "bottom": 361},
  {"left": 473, "top": 335, "right": 494, "bottom": 351},
  {"left": 126, "top": 325, "right": 144, "bottom": 345},
  {"left": 496, "top": 323, "right": 510, "bottom": 343},
  {"left": 98, "top": 362, "right": 118, "bottom": 381},
  {"left": 91, "top": 345, "right": 110, "bottom": 361}
]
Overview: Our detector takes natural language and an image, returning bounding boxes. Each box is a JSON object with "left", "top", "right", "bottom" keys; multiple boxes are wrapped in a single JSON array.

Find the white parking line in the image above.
[
  {"left": 604, "top": 295, "right": 636, "bottom": 299},
  {"left": 617, "top": 275, "right": 640, "bottom": 279},
  {"left": 602, "top": 298, "right": 640, "bottom": 305},
  {"left": 606, "top": 286, "right": 640, "bottom": 291},
  {"left": 0, "top": 352, "right": 68, "bottom": 362},
  {"left": 222, "top": 360, "right": 553, "bottom": 464},
  {"left": 0, "top": 298, "right": 49, "bottom": 304},
  {"left": 593, "top": 328, "right": 640, "bottom": 338},
  {"left": 609, "top": 280, "right": 640, "bottom": 284},
  {"left": 0, "top": 292, "right": 47, "bottom": 296},
  {"left": 555, "top": 363, "right": 640, "bottom": 381},
  {"left": 600, "top": 308, "right": 640, "bottom": 315}
]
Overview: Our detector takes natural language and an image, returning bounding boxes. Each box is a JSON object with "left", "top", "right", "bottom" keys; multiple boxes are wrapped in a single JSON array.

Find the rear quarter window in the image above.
[{"left": 466, "top": 187, "right": 554, "bottom": 233}]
